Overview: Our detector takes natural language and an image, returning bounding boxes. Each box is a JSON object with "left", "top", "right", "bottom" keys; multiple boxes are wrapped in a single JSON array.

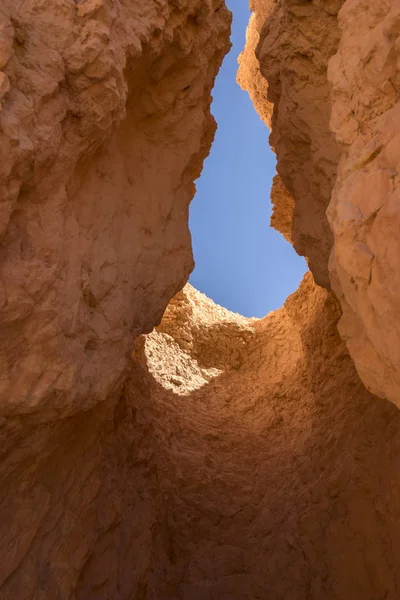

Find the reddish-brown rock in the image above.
[{"left": 242, "top": 0, "right": 400, "bottom": 407}]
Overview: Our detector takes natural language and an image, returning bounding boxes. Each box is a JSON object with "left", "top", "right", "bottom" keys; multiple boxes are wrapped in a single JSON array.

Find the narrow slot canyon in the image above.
[{"left": 0, "top": 1, "right": 400, "bottom": 599}]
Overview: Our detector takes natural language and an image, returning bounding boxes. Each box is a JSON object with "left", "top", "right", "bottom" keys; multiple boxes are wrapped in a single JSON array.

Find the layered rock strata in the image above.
[{"left": 0, "top": 0, "right": 231, "bottom": 420}]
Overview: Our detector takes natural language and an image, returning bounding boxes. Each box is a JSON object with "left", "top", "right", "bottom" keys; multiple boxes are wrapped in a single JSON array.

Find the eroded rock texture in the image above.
[
  {"left": 0, "top": 0, "right": 230, "bottom": 417},
  {"left": 0, "top": 0, "right": 231, "bottom": 597},
  {"left": 129, "top": 279, "right": 400, "bottom": 598},
  {"left": 1, "top": 0, "right": 400, "bottom": 597},
  {"left": 328, "top": 0, "right": 400, "bottom": 405},
  {"left": 237, "top": 0, "right": 274, "bottom": 128},
  {"left": 244, "top": 0, "right": 400, "bottom": 406},
  {"left": 247, "top": 0, "right": 343, "bottom": 288}
]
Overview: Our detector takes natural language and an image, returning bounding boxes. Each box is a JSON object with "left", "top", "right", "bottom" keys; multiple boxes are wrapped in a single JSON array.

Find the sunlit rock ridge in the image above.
[{"left": 0, "top": 0, "right": 399, "bottom": 598}]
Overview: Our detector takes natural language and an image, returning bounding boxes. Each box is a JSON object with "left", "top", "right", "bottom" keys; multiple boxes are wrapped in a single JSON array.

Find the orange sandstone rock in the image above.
[
  {"left": 237, "top": 0, "right": 274, "bottom": 128},
  {"left": 328, "top": 0, "right": 400, "bottom": 406},
  {"left": 270, "top": 173, "right": 294, "bottom": 243},
  {"left": 242, "top": 0, "right": 400, "bottom": 407},
  {"left": 127, "top": 277, "right": 400, "bottom": 599},
  {"left": 1, "top": 0, "right": 400, "bottom": 597},
  {"left": 247, "top": 0, "right": 343, "bottom": 288},
  {"left": 0, "top": 0, "right": 231, "bottom": 419}
]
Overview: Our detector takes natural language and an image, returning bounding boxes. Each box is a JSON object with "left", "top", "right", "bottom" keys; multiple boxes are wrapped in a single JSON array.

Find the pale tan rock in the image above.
[
  {"left": 129, "top": 277, "right": 400, "bottom": 598},
  {"left": 327, "top": 0, "right": 400, "bottom": 406}
]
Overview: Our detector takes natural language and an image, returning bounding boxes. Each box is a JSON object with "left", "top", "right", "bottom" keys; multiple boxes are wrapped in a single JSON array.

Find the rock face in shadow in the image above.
[
  {"left": 0, "top": 0, "right": 230, "bottom": 418},
  {"left": 252, "top": 0, "right": 343, "bottom": 288},
  {"left": 4, "top": 272, "right": 400, "bottom": 598},
  {"left": 1, "top": 0, "right": 400, "bottom": 597},
  {"left": 127, "top": 278, "right": 400, "bottom": 599},
  {"left": 0, "top": 0, "right": 231, "bottom": 596}
]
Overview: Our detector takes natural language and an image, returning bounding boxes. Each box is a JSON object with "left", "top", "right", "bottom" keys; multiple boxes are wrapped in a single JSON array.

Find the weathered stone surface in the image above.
[
  {"left": 129, "top": 277, "right": 400, "bottom": 599},
  {"left": 327, "top": 0, "right": 400, "bottom": 405},
  {"left": 242, "top": 0, "right": 400, "bottom": 406},
  {"left": 1, "top": 0, "right": 400, "bottom": 596},
  {"left": 0, "top": 1, "right": 231, "bottom": 595},
  {"left": 0, "top": 0, "right": 231, "bottom": 420},
  {"left": 252, "top": 0, "right": 343, "bottom": 288},
  {"left": 237, "top": 0, "right": 274, "bottom": 128},
  {"left": 270, "top": 173, "right": 294, "bottom": 242},
  {"left": 5, "top": 270, "right": 400, "bottom": 598}
]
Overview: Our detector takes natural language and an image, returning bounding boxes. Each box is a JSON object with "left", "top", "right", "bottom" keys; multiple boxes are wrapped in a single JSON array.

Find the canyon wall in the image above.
[
  {"left": 242, "top": 0, "right": 343, "bottom": 289},
  {"left": 0, "top": 0, "right": 230, "bottom": 421},
  {"left": 328, "top": 0, "right": 400, "bottom": 405},
  {"left": 243, "top": 0, "right": 400, "bottom": 406},
  {"left": 0, "top": 0, "right": 400, "bottom": 598},
  {"left": 0, "top": 0, "right": 231, "bottom": 597}
]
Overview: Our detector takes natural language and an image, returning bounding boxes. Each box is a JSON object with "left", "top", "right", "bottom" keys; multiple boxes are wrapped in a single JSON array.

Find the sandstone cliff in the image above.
[
  {"left": 328, "top": 0, "right": 400, "bottom": 405},
  {"left": 126, "top": 278, "right": 400, "bottom": 599},
  {"left": 243, "top": 0, "right": 343, "bottom": 289},
  {"left": 0, "top": 0, "right": 231, "bottom": 421},
  {"left": 0, "top": 0, "right": 231, "bottom": 596},
  {"left": 241, "top": 0, "right": 400, "bottom": 406},
  {"left": 1, "top": 0, "right": 400, "bottom": 598}
]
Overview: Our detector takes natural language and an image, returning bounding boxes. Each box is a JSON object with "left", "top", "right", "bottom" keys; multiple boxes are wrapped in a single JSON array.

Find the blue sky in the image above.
[{"left": 189, "top": 0, "right": 306, "bottom": 318}]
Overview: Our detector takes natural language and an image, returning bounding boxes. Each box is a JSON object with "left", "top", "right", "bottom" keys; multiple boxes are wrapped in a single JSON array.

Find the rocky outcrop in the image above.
[
  {"left": 327, "top": 0, "right": 400, "bottom": 405},
  {"left": 243, "top": 0, "right": 400, "bottom": 406},
  {"left": 1, "top": 0, "right": 400, "bottom": 597},
  {"left": 251, "top": 0, "right": 343, "bottom": 288},
  {"left": 130, "top": 278, "right": 400, "bottom": 598},
  {"left": 0, "top": 0, "right": 230, "bottom": 418},
  {"left": 270, "top": 173, "right": 294, "bottom": 242},
  {"left": 0, "top": 0, "right": 231, "bottom": 597},
  {"left": 237, "top": 0, "right": 274, "bottom": 127},
  {"left": 4, "top": 266, "right": 400, "bottom": 598}
]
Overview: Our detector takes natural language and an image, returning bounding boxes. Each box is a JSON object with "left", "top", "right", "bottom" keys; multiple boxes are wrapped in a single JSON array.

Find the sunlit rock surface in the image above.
[
  {"left": 252, "top": 0, "right": 343, "bottom": 288},
  {"left": 243, "top": 0, "right": 400, "bottom": 407}
]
